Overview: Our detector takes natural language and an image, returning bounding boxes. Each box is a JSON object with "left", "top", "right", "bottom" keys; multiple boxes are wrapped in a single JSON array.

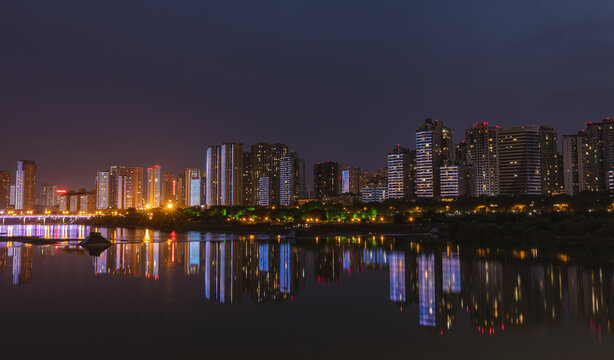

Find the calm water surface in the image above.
[{"left": 1, "top": 225, "right": 613, "bottom": 359}]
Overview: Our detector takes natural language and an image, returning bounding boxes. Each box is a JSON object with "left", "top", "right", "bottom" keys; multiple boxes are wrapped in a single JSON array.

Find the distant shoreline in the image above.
[{"left": 74, "top": 220, "right": 435, "bottom": 237}]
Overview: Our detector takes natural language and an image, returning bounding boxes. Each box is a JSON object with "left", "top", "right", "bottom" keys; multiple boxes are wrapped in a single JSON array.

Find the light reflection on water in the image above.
[
  {"left": 0, "top": 224, "right": 90, "bottom": 239},
  {"left": 0, "top": 225, "right": 614, "bottom": 346}
]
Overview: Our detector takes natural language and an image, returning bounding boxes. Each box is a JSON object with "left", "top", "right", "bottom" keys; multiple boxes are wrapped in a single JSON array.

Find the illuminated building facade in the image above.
[
  {"left": 465, "top": 123, "right": 499, "bottom": 196},
  {"left": 585, "top": 118, "right": 614, "bottom": 191},
  {"left": 562, "top": 119, "right": 614, "bottom": 195},
  {"left": 0, "top": 171, "right": 11, "bottom": 209},
  {"left": 161, "top": 172, "right": 176, "bottom": 205},
  {"left": 416, "top": 119, "right": 455, "bottom": 198},
  {"left": 562, "top": 133, "right": 582, "bottom": 196},
  {"left": 497, "top": 125, "right": 541, "bottom": 195},
  {"left": 360, "top": 184, "right": 387, "bottom": 202},
  {"left": 185, "top": 168, "right": 202, "bottom": 207},
  {"left": 79, "top": 193, "right": 95, "bottom": 212},
  {"left": 206, "top": 145, "right": 219, "bottom": 206},
  {"left": 250, "top": 143, "right": 289, "bottom": 206},
  {"left": 440, "top": 165, "right": 466, "bottom": 197},
  {"left": 15, "top": 160, "right": 36, "bottom": 211},
  {"left": 279, "top": 156, "right": 295, "bottom": 206},
  {"left": 257, "top": 176, "right": 270, "bottom": 206},
  {"left": 242, "top": 152, "right": 253, "bottom": 206},
  {"left": 176, "top": 173, "right": 185, "bottom": 206},
  {"left": 387, "top": 145, "right": 412, "bottom": 199},
  {"left": 538, "top": 125, "right": 562, "bottom": 195},
  {"left": 40, "top": 183, "right": 58, "bottom": 210},
  {"left": 147, "top": 165, "right": 161, "bottom": 207},
  {"left": 124, "top": 167, "right": 143, "bottom": 209},
  {"left": 59, "top": 189, "right": 95, "bottom": 213},
  {"left": 342, "top": 167, "right": 362, "bottom": 195},
  {"left": 220, "top": 143, "right": 243, "bottom": 206},
  {"left": 206, "top": 143, "right": 243, "bottom": 206},
  {"left": 279, "top": 152, "right": 304, "bottom": 206},
  {"left": 314, "top": 161, "right": 340, "bottom": 200},
  {"left": 106, "top": 165, "right": 125, "bottom": 209},
  {"left": 9, "top": 185, "right": 15, "bottom": 208},
  {"left": 96, "top": 170, "right": 110, "bottom": 209}
]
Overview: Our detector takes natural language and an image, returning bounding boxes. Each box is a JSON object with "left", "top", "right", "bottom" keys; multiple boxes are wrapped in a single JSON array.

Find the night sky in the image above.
[{"left": 1, "top": 0, "right": 613, "bottom": 190}]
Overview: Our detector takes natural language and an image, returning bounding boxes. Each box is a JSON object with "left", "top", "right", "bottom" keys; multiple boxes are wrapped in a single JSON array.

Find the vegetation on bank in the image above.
[
  {"left": 450, "top": 211, "right": 614, "bottom": 244},
  {"left": 75, "top": 193, "right": 614, "bottom": 242}
]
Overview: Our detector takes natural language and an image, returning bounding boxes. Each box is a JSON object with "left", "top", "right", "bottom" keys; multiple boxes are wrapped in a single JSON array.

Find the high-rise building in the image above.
[
  {"left": 279, "top": 152, "right": 305, "bottom": 206},
  {"left": 465, "top": 123, "right": 499, "bottom": 196},
  {"left": 415, "top": 119, "right": 455, "bottom": 198},
  {"left": 59, "top": 191, "right": 69, "bottom": 212},
  {"left": 387, "top": 145, "right": 412, "bottom": 200},
  {"left": 185, "top": 168, "right": 202, "bottom": 207},
  {"left": 176, "top": 173, "right": 186, "bottom": 207},
  {"left": 562, "top": 133, "right": 582, "bottom": 196},
  {"left": 79, "top": 192, "right": 96, "bottom": 213},
  {"left": 440, "top": 165, "right": 466, "bottom": 197},
  {"left": 115, "top": 167, "right": 142, "bottom": 210},
  {"left": 270, "top": 144, "right": 289, "bottom": 205},
  {"left": 251, "top": 143, "right": 270, "bottom": 204},
  {"left": 220, "top": 143, "right": 243, "bottom": 206},
  {"left": 257, "top": 176, "right": 270, "bottom": 206},
  {"left": 96, "top": 170, "right": 110, "bottom": 209},
  {"left": 147, "top": 165, "right": 161, "bottom": 207},
  {"left": 9, "top": 185, "right": 16, "bottom": 208},
  {"left": 0, "top": 171, "right": 10, "bottom": 209},
  {"left": 40, "top": 183, "right": 59, "bottom": 210},
  {"left": 124, "top": 167, "right": 144, "bottom": 209},
  {"left": 314, "top": 161, "right": 340, "bottom": 199},
  {"left": 585, "top": 118, "right": 614, "bottom": 191},
  {"left": 342, "top": 167, "right": 362, "bottom": 195},
  {"left": 206, "top": 146, "right": 220, "bottom": 206},
  {"left": 162, "top": 172, "right": 176, "bottom": 205},
  {"left": 538, "top": 126, "right": 562, "bottom": 195},
  {"left": 15, "top": 160, "right": 36, "bottom": 211},
  {"left": 242, "top": 152, "right": 253, "bottom": 206},
  {"left": 206, "top": 143, "right": 243, "bottom": 206},
  {"left": 250, "top": 143, "right": 289, "bottom": 206},
  {"left": 279, "top": 156, "right": 295, "bottom": 206},
  {"left": 108, "top": 165, "right": 125, "bottom": 209},
  {"left": 279, "top": 157, "right": 294, "bottom": 206},
  {"left": 562, "top": 130, "right": 600, "bottom": 195},
  {"left": 497, "top": 126, "right": 541, "bottom": 195},
  {"left": 116, "top": 173, "right": 127, "bottom": 209}
]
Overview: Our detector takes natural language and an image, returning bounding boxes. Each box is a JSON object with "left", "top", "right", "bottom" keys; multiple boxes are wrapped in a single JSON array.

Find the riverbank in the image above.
[
  {"left": 76, "top": 216, "right": 435, "bottom": 236},
  {"left": 74, "top": 210, "right": 614, "bottom": 247}
]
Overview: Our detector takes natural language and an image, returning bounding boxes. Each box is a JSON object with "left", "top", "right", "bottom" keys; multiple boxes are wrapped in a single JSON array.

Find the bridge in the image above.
[{"left": 0, "top": 215, "right": 94, "bottom": 224}]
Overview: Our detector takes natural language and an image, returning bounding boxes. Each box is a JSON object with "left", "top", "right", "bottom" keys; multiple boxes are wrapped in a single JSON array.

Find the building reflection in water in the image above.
[
  {"left": 419, "top": 254, "right": 436, "bottom": 327},
  {"left": 0, "top": 244, "right": 35, "bottom": 285},
  {"left": 2, "top": 227, "right": 614, "bottom": 339}
]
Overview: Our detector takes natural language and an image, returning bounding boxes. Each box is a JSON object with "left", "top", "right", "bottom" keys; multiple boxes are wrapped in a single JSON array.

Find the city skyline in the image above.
[
  {"left": 2, "top": 1, "right": 614, "bottom": 189},
  {"left": 3, "top": 2, "right": 614, "bottom": 358},
  {"left": 0, "top": 118, "right": 607, "bottom": 192}
]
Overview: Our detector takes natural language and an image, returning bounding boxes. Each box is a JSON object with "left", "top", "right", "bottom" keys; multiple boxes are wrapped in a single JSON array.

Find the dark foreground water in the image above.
[{"left": 1, "top": 225, "right": 613, "bottom": 359}]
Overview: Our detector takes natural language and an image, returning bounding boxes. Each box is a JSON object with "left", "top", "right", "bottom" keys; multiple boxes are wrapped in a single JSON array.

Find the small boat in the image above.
[{"left": 79, "top": 232, "right": 111, "bottom": 256}]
